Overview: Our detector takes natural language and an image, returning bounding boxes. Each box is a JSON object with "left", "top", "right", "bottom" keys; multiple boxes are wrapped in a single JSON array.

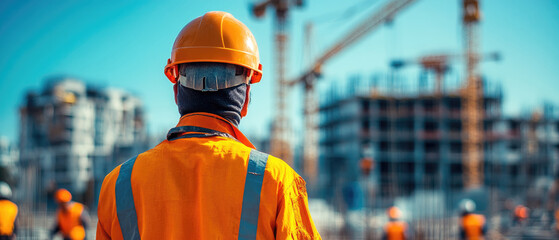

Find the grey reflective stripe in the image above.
[
  {"left": 115, "top": 156, "right": 141, "bottom": 240},
  {"left": 238, "top": 150, "right": 269, "bottom": 240}
]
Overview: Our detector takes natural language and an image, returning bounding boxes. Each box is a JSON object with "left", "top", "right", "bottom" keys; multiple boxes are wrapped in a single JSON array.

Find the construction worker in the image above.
[
  {"left": 459, "top": 199, "right": 486, "bottom": 240},
  {"left": 513, "top": 204, "right": 528, "bottom": 225},
  {"left": 51, "top": 189, "right": 90, "bottom": 240},
  {"left": 382, "top": 206, "right": 410, "bottom": 240},
  {"left": 555, "top": 208, "right": 559, "bottom": 234},
  {"left": 0, "top": 182, "right": 17, "bottom": 240},
  {"left": 96, "top": 11, "right": 320, "bottom": 239}
]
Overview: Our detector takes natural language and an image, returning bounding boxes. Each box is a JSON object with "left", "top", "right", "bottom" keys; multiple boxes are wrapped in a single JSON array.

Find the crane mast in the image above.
[
  {"left": 252, "top": 0, "right": 304, "bottom": 166},
  {"left": 462, "top": 0, "right": 482, "bottom": 189},
  {"left": 271, "top": 6, "right": 293, "bottom": 165}
]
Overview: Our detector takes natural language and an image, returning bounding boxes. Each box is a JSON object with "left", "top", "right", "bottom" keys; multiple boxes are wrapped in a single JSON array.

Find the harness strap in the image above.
[{"left": 167, "top": 125, "right": 236, "bottom": 141}]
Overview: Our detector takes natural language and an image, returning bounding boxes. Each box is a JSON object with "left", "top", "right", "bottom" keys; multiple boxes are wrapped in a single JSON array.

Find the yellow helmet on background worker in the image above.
[
  {"left": 164, "top": 11, "right": 263, "bottom": 85},
  {"left": 55, "top": 188, "right": 72, "bottom": 203},
  {"left": 387, "top": 206, "right": 402, "bottom": 220}
]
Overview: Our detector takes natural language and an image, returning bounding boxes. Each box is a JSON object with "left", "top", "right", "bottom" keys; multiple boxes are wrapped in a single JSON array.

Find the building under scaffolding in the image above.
[{"left": 316, "top": 73, "right": 559, "bottom": 237}]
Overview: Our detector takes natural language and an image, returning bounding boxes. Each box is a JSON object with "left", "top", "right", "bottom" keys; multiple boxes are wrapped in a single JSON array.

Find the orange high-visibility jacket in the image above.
[
  {"left": 460, "top": 213, "right": 485, "bottom": 240},
  {"left": 57, "top": 202, "right": 86, "bottom": 239},
  {"left": 384, "top": 221, "right": 408, "bottom": 240},
  {"left": 96, "top": 113, "right": 321, "bottom": 239},
  {"left": 0, "top": 199, "right": 18, "bottom": 236},
  {"left": 514, "top": 206, "right": 527, "bottom": 219}
]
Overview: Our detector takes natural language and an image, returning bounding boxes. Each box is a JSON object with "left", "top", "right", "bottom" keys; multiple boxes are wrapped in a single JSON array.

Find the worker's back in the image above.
[
  {"left": 97, "top": 113, "right": 320, "bottom": 239},
  {"left": 0, "top": 199, "right": 17, "bottom": 237},
  {"left": 56, "top": 202, "right": 85, "bottom": 239},
  {"left": 384, "top": 220, "right": 407, "bottom": 240},
  {"left": 460, "top": 213, "right": 485, "bottom": 240}
]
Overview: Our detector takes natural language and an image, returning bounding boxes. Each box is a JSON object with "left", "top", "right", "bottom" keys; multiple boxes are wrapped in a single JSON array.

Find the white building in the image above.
[
  {"left": 0, "top": 137, "right": 19, "bottom": 185},
  {"left": 19, "top": 76, "right": 147, "bottom": 209}
]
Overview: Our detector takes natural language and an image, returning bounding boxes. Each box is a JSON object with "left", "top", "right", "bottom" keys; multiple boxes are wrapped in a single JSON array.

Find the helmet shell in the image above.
[
  {"left": 459, "top": 199, "right": 476, "bottom": 213},
  {"left": 55, "top": 188, "right": 72, "bottom": 203},
  {"left": 387, "top": 206, "right": 402, "bottom": 219},
  {"left": 165, "top": 11, "right": 262, "bottom": 84},
  {"left": 0, "top": 182, "right": 12, "bottom": 199}
]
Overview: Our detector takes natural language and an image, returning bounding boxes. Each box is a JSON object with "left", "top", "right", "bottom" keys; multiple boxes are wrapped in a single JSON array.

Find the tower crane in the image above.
[
  {"left": 289, "top": 0, "right": 419, "bottom": 182},
  {"left": 251, "top": 0, "right": 304, "bottom": 166}
]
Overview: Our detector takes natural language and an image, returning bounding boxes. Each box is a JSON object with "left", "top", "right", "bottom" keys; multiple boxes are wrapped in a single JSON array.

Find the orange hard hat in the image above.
[
  {"left": 387, "top": 206, "right": 402, "bottom": 219},
  {"left": 164, "top": 11, "right": 263, "bottom": 85},
  {"left": 55, "top": 188, "right": 72, "bottom": 203}
]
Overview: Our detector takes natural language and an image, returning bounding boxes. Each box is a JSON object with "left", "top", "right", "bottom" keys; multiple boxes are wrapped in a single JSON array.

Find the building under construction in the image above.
[
  {"left": 318, "top": 75, "right": 559, "bottom": 213},
  {"left": 18, "top": 77, "right": 148, "bottom": 210}
]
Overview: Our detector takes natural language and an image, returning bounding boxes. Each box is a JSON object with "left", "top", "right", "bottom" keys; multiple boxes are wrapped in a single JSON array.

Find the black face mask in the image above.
[{"left": 176, "top": 83, "right": 247, "bottom": 126}]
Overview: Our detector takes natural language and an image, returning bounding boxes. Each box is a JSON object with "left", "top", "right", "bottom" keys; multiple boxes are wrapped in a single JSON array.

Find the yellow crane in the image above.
[{"left": 296, "top": 0, "right": 486, "bottom": 190}]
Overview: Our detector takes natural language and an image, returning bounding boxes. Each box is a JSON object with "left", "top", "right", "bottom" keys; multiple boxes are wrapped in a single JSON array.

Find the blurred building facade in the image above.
[
  {"left": 0, "top": 137, "right": 19, "bottom": 186},
  {"left": 19, "top": 77, "right": 148, "bottom": 209},
  {"left": 318, "top": 75, "right": 559, "bottom": 212}
]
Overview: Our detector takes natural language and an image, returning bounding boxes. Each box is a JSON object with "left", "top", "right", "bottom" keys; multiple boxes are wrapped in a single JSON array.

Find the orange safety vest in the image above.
[
  {"left": 514, "top": 206, "right": 527, "bottom": 219},
  {"left": 0, "top": 199, "right": 18, "bottom": 236},
  {"left": 461, "top": 213, "right": 485, "bottom": 240},
  {"left": 57, "top": 202, "right": 86, "bottom": 240},
  {"left": 384, "top": 221, "right": 407, "bottom": 240},
  {"left": 96, "top": 113, "right": 321, "bottom": 240}
]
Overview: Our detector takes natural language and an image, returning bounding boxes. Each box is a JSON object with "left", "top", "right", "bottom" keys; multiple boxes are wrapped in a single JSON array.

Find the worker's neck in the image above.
[
  {"left": 176, "top": 84, "right": 246, "bottom": 126},
  {"left": 181, "top": 112, "right": 239, "bottom": 126}
]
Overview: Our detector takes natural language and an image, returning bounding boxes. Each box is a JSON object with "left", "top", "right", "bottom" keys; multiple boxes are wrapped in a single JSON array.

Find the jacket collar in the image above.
[{"left": 174, "top": 112, "right": 255, "bottom": 149}]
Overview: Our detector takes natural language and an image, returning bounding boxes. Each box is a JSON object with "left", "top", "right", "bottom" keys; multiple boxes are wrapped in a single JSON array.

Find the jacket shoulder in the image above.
[
  {"left": 263, "top": 153, "right": 304, "bottom": 189},
  {"left": 103, "top": 164, "right": 122, "bottom": 188},
  {"left": 1, "top": 200, "right": 18, "bottom": 210}
]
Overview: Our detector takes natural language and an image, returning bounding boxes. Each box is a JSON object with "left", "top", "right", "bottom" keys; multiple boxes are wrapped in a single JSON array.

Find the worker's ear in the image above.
[
  {"left": 241, "top": 84, "right": 251, "bottom": 118},
  {"left": 173, "top": 83, "right": 178, "bottom": 105}
]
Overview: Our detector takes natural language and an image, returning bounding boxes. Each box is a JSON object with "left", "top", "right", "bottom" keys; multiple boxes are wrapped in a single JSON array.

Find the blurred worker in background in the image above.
[
  {"left": 555, "top": 209, "right": 559, "bottom": 234},
  {"left": 0, "top": 182, "right": 17, "bottom": 240},
  {"left": 96, "top": 11, "right": 320, "bottom": 239},
  {"left": 383, "top": 206, "right": 409, "bottom": 240},
  {"left": 51, "top": 189, "right": 90, "bottom": 240},
  {"left": 513, "top": 204, "right": 528, "bottom": 226},
  {"left": 459, "top": 199, "right": 486, "bottom": 240}
]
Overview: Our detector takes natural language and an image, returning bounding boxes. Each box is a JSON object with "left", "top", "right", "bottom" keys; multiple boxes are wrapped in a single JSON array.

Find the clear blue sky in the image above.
[{"left": 1, "top": 0, "right": 558, "bottom": 143}]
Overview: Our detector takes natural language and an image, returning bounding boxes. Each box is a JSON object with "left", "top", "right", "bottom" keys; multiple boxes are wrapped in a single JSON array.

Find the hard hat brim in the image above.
[{"left": 166, "top": 47, "right": 262, "bottom": 84}]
